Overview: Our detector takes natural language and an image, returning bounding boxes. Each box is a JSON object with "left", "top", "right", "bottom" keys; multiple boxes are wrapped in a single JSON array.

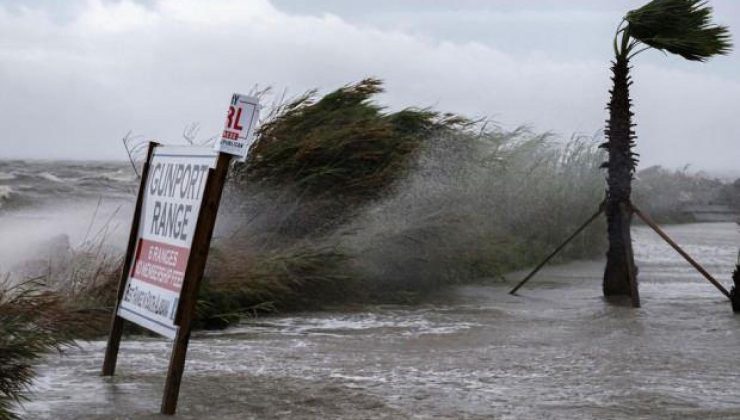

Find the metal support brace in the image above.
[
  {"left": 631, "top": 204, "right": 730, "bottom": 299},
  {"left": 509, "top": 203, "right": 604, "bottom": 295}
]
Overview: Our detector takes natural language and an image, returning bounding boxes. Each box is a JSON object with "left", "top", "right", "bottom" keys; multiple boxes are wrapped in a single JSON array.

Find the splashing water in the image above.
[{"left": 22, "top": 223, "right": 740, "bottom": 419}]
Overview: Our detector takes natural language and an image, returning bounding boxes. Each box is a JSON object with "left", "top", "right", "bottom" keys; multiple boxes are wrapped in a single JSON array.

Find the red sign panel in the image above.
[{"left": 131, "top": 239, "right": 190, "bottom": 293}]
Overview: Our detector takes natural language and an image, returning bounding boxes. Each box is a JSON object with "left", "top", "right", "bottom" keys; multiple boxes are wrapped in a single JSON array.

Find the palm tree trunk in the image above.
[{"left": 602, "top": 55, "right": 638, "bottom": 296}]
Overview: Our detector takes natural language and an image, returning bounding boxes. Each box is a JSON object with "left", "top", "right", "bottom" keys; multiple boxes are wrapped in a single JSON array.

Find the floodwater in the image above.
[{"left": 23, "top": 223, "right": 740, "bottom": 419}]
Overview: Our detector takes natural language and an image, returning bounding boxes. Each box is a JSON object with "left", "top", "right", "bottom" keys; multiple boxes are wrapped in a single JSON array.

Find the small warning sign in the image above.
[{"left": 214, "top": 93, "right": 259, "bottom": 161}]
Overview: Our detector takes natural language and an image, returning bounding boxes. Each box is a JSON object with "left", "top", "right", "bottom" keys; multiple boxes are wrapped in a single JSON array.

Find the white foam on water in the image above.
[
  {"left": 97, "top": 170, "right": 137, "bottom": 183},
  {"left": 0, "top": 185, "right": 12, "bottom": 202},
  {"left": 37, "top": 172, "right": 65, "bottom": 183},
  {"left": 223, "top": 310, "right": 480, "bottom": 338}
]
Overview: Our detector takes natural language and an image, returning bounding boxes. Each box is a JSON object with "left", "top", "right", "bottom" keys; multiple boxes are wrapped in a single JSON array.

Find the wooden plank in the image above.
[
  {"left": 632, "top": 204, "right": 731, "bottom": 299},
  {"left": 160, "top": 152, "right": 231, "bottom": 415},
  {"left": 509, "top": 205, "right": 604, "bottom": 295},
  {"left": 102, "top": 141, "right": 158, "bottom": 376}
]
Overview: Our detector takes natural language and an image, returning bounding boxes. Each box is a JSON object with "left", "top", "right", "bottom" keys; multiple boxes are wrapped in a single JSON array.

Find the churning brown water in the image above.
[{"left": 23, "top": 223, "right": 740, "bottom": 419}]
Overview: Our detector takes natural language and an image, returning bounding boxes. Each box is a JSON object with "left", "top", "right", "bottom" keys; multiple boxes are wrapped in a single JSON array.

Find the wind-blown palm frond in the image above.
[{"left": 626, "top": 0, "right": 732, "bottom": 61}]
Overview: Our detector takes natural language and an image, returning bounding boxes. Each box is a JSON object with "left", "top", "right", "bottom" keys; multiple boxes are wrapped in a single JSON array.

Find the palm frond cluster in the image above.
[{"left": 626, "top": 0, "right": 731, "bottom": 60}]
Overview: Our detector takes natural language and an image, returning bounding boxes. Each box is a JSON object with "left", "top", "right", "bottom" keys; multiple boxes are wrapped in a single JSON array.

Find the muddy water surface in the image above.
[{"left": 24, "top": 223, "right": 740, "bottom": 419}]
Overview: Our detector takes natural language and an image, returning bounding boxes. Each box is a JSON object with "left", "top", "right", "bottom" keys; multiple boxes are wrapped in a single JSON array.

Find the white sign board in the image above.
[
  {"left": 214, "top": 93, "right": 259, "bottom": 161},
  {"left": 117, "top": 146, "right": 216, "bottom": 339}
]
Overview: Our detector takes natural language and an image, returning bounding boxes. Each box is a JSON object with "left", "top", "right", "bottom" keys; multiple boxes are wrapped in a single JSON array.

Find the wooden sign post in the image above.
[
  {"left": 102, "top": 93, "right": 259, "bottom": 415},
  {"left": 102, "top": 140, "right": 159, "bottom": 377},
  {"left": 160, "top": 152, "right": 230, "bottom": 414},
  {"left": 101, "top": 144, "right": 224, "bottom": 412}
]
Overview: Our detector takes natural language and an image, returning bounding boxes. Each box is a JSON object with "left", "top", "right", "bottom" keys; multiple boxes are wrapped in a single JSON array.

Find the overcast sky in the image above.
[{"left": 0, "top": 0, "right": 738, "bottom": 172}]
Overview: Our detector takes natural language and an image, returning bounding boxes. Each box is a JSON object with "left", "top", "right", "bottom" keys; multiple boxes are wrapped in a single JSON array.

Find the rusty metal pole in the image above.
[
  {"left": 509, "top": 204, "right": 604, "bottom": 295},
  {"left": 632, "top": 204, "right": 730, "bottom": 299}
]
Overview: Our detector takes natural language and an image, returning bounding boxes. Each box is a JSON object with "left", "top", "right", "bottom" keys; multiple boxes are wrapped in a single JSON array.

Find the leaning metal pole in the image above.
[
  {"left": 509, "top": 204, "right": 604, "bottom": 295},
  {"left": 631, "top": 204, "right": 731, "bottom": 299}
]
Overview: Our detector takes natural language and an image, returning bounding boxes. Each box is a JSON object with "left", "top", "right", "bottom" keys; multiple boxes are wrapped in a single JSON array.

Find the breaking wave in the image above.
[{"left": 0, "top": 160, "right": 137, "bottom": 211}]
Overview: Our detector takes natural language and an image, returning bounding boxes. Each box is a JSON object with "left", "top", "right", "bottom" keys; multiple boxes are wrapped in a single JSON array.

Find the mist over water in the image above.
[{"left": 0, "top": 160, "right": 134, "bottom": 275}]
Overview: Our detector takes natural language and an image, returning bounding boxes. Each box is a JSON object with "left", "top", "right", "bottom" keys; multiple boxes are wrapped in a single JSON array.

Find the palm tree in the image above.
[{"left": 602, "top": 0, "right": 731, "bottom": 297}]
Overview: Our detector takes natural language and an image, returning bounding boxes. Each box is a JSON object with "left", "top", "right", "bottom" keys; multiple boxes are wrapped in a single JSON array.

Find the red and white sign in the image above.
[
  {"left": 117, "top": 146, "right": 216, "bottom": 339},
  {"left": 214, "top": 93, "right": 259, "bottom": 161}
]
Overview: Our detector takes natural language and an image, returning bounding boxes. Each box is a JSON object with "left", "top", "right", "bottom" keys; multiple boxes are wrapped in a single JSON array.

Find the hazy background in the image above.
[{"left": 0, "top": 0, "right": 738, "bottom": 173}]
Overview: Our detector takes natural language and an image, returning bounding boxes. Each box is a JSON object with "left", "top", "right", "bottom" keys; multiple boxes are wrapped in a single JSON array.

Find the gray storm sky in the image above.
[{"left": 0, "top": 0, "right": 738, "bottom": 172}]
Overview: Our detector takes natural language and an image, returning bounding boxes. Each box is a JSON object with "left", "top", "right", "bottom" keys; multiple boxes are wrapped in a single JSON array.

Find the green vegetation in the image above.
[
  {"left": 0, "top": 280, "right": 92, "bottom": 419},
  {"left": 197, "top": 81, "right": 609, "bottom": 326},
  {"left": 336, "top": 130, "right": 606, "bottom": 294},
  {"left": 229, "top": 79, "right": 467, "bottom": 235},
  {"left": 236, "top": 78, "right": 465, "bottom": 199},
  {"left": 0, "top": 230, "right": 130, "bottom": 416},
  {"left": 196, "top": 243, "right": 354, "bottom": 328}
]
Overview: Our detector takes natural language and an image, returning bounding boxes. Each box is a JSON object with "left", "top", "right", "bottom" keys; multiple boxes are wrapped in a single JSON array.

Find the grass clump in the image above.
[
  {"left": 0, "top": 279, "right": 93, "bottom": 419},
  {"left": 230, "top": 78, "right": 466, "bottom": 234},
  {"left": 197, "top": 243, "right": 353, "bottom": 328},
  {"left": 238, "top": 78, "right": 465, "bottom": 198}
]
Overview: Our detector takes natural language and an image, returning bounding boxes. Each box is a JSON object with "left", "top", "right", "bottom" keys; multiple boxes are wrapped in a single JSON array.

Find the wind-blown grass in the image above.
[
  {"left": 0, "top": 279, "right": 94, "bottom": 419},
  {"left": 339, "top": 128, "right": 606, "bottom": 293},
  {"left": 0, "top": 233, "right": 126, "bottom": 416},
  {"left": 196, "top": 243, "right": 353, "bottom": 328},
  {"left": 229, "top": 78, "right": 467, "bottom": 235},
  {"left": 206, "top": 116, "right": 608, "bottom": 323}
]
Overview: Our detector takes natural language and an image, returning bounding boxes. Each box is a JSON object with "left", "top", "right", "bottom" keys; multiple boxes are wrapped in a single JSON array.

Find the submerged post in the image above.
[
  {"left": 102, "top": 141, "right": 158, "bottom": 377},
  {"left": 731, "top": 251, "right": 740, "bottom": 312},
  {"left": 161, "top": 93, "right": 259, "bottom": 415},
  {"left": 160, "top": 152, "right": 231, "bottom": 415}
]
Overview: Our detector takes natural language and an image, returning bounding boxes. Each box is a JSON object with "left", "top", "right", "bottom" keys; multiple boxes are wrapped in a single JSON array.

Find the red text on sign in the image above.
[
  {"left": 226, "top": 106, "right": 244, "bottom": 131},
  {"left": 131, "top": 239, "right": 189, "bottom": 292}
]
